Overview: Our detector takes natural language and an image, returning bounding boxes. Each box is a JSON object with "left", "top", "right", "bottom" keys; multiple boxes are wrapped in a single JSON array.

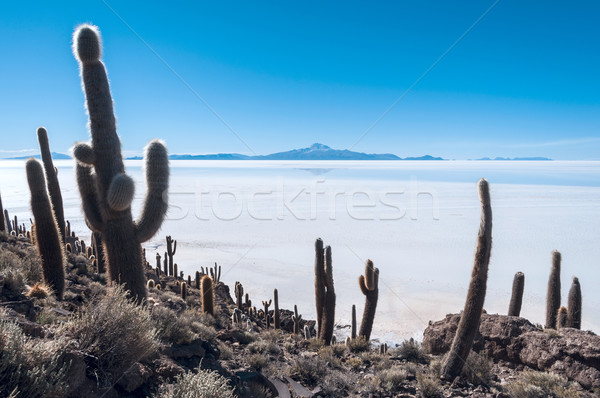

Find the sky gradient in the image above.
[{"left": 1, "top": 1, "right": 599, "bottom": 159}]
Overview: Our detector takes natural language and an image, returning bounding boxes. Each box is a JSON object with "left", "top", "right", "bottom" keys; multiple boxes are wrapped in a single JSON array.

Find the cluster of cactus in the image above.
[
  {"left": 544, "top": 251, "right": 582, "bottom": 330},
  {"left": 200, "top": 263, "right": 221, "bottom": 283},
  {"left": 25, "top": 159, "right": 66, "bottom": 299},
  {"left": 441, "top": 179, "right": 492, "bottom": 381},
  {"left": 71, "top": 24, "right": 170, "bottom": 303},
  {"left": 358, "top": 259, "right": 379, "bottom": 340},
  {"left": 314, "top": 238, "right": 336, "bottom": 345}
]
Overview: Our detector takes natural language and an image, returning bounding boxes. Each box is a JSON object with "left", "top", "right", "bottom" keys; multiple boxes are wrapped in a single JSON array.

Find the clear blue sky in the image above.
[{"left": 1, "top": 1, "right": 599, "bottom": 159}]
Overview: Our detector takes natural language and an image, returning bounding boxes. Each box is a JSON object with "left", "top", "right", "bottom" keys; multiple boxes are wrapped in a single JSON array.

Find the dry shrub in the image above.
[
  {"left": 505, "top": 371, "right": 580, "bottom": 398},
  {"left": 26, "top": 282, "right": 51, "bottom": 299},
  {"left": 290, "top": 356, "right": 328, "bottom": 386},
  {"left": 416, "top": 373, "right": 443, "bottom": 398},
  {"left": 378, "top": 366, "right": 408, "bottom": 392},
  {"left": 58, "top": 285, "right": 159, "bottom": 386},
  {"left": 152, "top": 306, "right": 216, "bottom": 344},
  {"left": 346, "top": 336, "right": 370, "bottom": 353},
  {"left": 0, "top": 315, "right": 68, "bottom": 397},
  {"left": 155, "top": 368, "right": 236, "bottom": 398}
]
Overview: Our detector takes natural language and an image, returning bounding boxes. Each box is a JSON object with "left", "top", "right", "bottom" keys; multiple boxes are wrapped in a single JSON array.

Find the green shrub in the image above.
[
  {"left": 155, "top": 369, "right": 236, "bottom": 398},
  {"left": 378, "top": 366, "right": 408, "bottom": 392},
  {"left": 152, "top": 306, "right": 216, "bottom": 344},
  {"left": 505, "top": 371, "right": 580, "bottom": 398},
  {"left": 393, "top": 337, "right": 428, "bottom": 363},
  {"left": 58, "top": 286, "right": 159, "bottom": 386},
  {"left": 0, "top": 316, "right": 69, "bottom": 397}
]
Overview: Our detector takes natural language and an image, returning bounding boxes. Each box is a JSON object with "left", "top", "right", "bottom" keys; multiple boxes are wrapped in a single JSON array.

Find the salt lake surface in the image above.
[{"left": 1, "top": 160, "right": 599, "bottom": 344}]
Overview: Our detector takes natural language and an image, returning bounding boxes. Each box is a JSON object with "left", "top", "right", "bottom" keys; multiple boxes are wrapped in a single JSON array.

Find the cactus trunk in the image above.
[
  {"left": 545, "top": 251, "right": 562, "bottom": 329},
  {"left": 37, "top": 127, "right": 65, "bottom": 239},
  {"left": 26, "top": 159, "right": 65, "bottom": 299},
  {"left": 441, "top": 179, "right": 492, "bottom": 381},
  {"left": 274, "top": 289, "right": 280, "bottom": 329},
  {"left": 567, "top": 277, "right": 581, "bottom": 329},
  {"left": 508, "top": 272, "right": 524, "bottom": 317},
  {"left": 358, "top": 260, "right": 379, "bottom": 341}
]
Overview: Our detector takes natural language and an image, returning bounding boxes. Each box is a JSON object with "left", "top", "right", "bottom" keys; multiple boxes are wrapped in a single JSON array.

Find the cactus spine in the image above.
[
  {"left": 201, "top": 275, "right": 214, "bottom": 315},
  {"left": 71, "top": 25, "right": 169, "bottom": 303},
  {"left": 292, "top": 305, "right": 302, "bottom": 335},
  {"left": 441, "top": 179, "right": 492, "bottom": 381},
  {"left": 314, "top": 238, "right": 336, "bottom": 344},
  {"left": 36, "top": 127, "right": 65, "bottom": 239},
  {"left": 567, "top": 277, "right": 581, "bottom": 329},
  {"left": 545, "top": 251, "right": 562, "bottom": 329},
  {"left": 26, "top": 159, "right": 65, "bottom": 299},
  {"left": 235, "top": 282, "right": 244, "bottom": 311},
  {"left": 358, "top": 260, "right": 379, "bottom": 340},
  {"left": 274, "top": 288, "right": 280, "bottom": 329},
  {"left": 351, "top": 304, "right": 357, "bottom": 339},
  {"left": 508, "top": 272, "right": 525, "bottom": 317}
]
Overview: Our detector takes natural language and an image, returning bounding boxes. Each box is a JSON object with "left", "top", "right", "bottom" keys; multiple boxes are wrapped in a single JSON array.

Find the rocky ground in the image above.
[{"left": 1, "top": 231, "right": 598, "bottom": 397}]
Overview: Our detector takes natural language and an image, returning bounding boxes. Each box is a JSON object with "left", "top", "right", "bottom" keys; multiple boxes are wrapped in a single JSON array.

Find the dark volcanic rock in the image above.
[{"left": 423, "top": 313, "right": 600, "bottom": 388}]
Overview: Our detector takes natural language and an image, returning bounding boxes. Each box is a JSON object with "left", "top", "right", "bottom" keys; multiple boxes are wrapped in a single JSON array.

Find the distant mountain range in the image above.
[
  {"left": 2, "top": 145, "right": 553, "bottom": 161},
  {"left": 129, "top": 143, "right": 444, "bottom": 161},
  {"left": 7, "top": 152, "right": 72, "bottom": 160},
  {"left": 474, "top": 156, "right": 552, "bottom": 161}
]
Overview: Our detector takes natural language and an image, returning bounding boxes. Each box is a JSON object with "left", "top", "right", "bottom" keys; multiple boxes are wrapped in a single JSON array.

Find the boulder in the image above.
[{"left": 423, "top": 313, "right": 600, "bottom": 389}]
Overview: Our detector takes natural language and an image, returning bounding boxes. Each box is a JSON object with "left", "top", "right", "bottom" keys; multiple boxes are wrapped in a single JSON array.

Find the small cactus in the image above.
[
  {"left": 235, "top": 282, "right": 244, "bottom": 311},
  {"left": 155, "top": 253, "right": 161, "bottom": 274},
  {"left": 166, "top": 235, "right": 176, "bottom": 276},
  {"left": 274, "top": 289, "right": 280, "bottom": 329},
  {"left": 66, "top": 243, "right": 72, "bottom": 253},
  {"left": 358, "top": 260, "right": 379, "bottom": 340},
  {"left": 4, "top": 209, "right": 11, "bottom": 234},
  {"left": 351, "top": 304, "right": 357, "bottom": 339},
  {"left": 262, "top": 299, "right": 272, "bottom": 329},
  {"left": 26, "top": 159, "right": 65, "bottom": 299},
  {"left": 567, "top": 277, "right": 581, "bottom": 329},
  {"left": 210, "top": 262, "right": 221, "bottom": 283},
  {"left": 304, "top": 325, "right": 311, "bottom": 340},
  {"left": 201, "top": 275, "right": 214, "bottom": 315},
  {"left": 545, "top": 251, "right": 562, "bottom": 329},
  {"left": 195, "top": 271, "right": 200, "bottom": 289},
  {"left": 181, "top": 281, "right": 187, "bottom": 300},
  {"left": 292, "top": 304, "right": 302, "bottom": 335},
  {"left": 556, "top": 306, "right": 567, "bottom": 329},
  {"left": 245, "top": 293, "right": 251, "bottom": 310},
  {"left": 147, "top": 279, "right": 155, "bottom": 289},
  {"left": 441, "top": 179, "right": 492, "bottom": 381},
  {"left": 174, "top": 263, "right": 178, "bottom": 280},
  {"left": 508, "top": 272, "right": 525, "bottom": 317},
  {"left": 163, "top": 252, "right": 168, "bottom": 276},
  {"left": 91, "top": 232, "right": 105, "bottom": 273}
]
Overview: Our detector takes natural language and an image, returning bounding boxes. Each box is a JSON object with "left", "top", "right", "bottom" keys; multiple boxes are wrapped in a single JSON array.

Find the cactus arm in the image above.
[
  {"left": 37, "top": 127, "right": 66, "bottom": 239},
  {"left": 75, "top": 163, "right": 104, "bottom": 232},
  {"left": 72, "top": 142, "right": 96, "bottom": 165},
  {"left": 107, "top": 173, "right": 135, "bottom": 211},
  {"left": 358, "top": 275, "right": 369, "bottom": 295},
  {"left": 135, "top": 140, "right": 169, "bottom": 243}
]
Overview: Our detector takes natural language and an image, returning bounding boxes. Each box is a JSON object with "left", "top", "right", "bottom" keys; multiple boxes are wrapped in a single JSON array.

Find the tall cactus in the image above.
[
  {"left": 441, "top": 179, "right": 492, "bottom": 381},
  {"left": 201, "top": 275, "right": 214, "bottom": 315},
  {"left": 25, "top": 159, "right": 65, "bottom": 299},
  {"left": 0, "top": 192, "right": 5, "bottom": 232},
  {"left": 351, "top": 304, "right": 357, "bottom": 339},
  {"left": 166, "top": 235, "right": 176, "bottom": 276},
  {"left": 358, "top": 259, "right": 379, "bottom": 340},
  {"left": 274, "top": 288, "right": 280, "bottom": 329},
  {"left": 71, "top": 25, "right": 169, "bottom": 303},
  {"left": 545, "top": 250, "right": 561, "bottom": 329},
  {"left": 36, "top": 127, "right": 65, "bottom": 239},
  {"left": 314, "top": 238, "right": 336, "bottom": 343},
  {"left": 567, "top": 277, "right": 581, "bottom": 329},
  {"left": 234, "top": 282, "right": 244, "bottom": 311},
  {"left": 508, "top": 272, "right": 525, "bottom": 317}
]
